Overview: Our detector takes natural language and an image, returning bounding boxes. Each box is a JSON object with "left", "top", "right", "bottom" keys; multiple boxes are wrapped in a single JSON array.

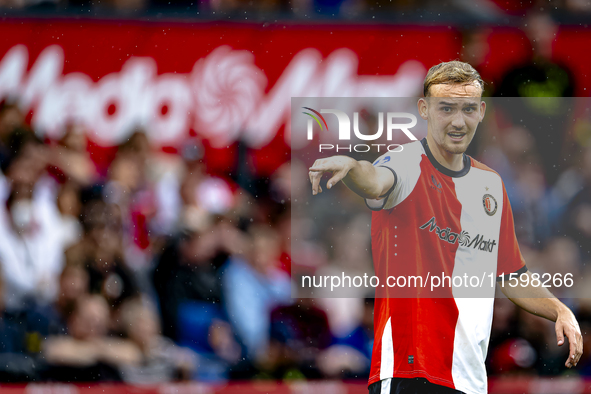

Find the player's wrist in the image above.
[
  {"left": 340, "top": 155, "right": 357, "bottom": 170},
  {"left": 554, "top": 303, "right": 573, "bottom": 322},
  {"left": 341, "top": 157, "right": 361, "bottom": 179}
]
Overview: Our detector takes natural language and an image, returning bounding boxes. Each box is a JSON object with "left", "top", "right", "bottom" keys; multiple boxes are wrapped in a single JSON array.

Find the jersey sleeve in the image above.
[
  {"left": 365, "top": 143, "right": 422, "bottom": 211},
  {"left": 496, "top": 181, "right": 527, "bottom": 281},
  {"left": 364, "top": 151, "right": 397, "bottom": 211}
]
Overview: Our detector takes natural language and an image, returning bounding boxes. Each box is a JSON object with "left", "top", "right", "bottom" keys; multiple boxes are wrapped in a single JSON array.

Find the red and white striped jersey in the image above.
[{"left": 365, "top": 139, "right": 526, "bottom": 394}]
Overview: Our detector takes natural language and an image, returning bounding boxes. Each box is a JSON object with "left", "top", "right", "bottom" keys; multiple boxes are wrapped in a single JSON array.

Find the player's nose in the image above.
[{"left": 450, "top": 112, "right": 466, "bottom": 129}]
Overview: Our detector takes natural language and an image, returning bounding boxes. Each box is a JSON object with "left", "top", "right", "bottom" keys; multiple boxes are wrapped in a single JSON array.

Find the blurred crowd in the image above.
[
  {"left": 0, "top": 98, "right": 314, "bottom": 383},
  {"left": 1, "top": 0, "right": 591, "bottom": 18}
]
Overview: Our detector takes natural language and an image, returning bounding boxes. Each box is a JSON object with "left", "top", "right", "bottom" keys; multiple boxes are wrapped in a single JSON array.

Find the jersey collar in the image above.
[{"left": 421, "top": 138, "right": 471, "bottom": 178}]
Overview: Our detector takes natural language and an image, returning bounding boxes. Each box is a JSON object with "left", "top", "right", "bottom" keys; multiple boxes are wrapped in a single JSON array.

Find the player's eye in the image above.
[
  {"left": 441, "top": 107, "right": 452, "bottom": 113},
  {"left": 464, "top": 107, "right": 476, "bottom": 113}
]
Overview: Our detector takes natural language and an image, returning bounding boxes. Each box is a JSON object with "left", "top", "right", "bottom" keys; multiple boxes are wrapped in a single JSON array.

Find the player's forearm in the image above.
[
  {"left": 309, "top": 156, "right": 393, "bottom": 198},
  {"left": 501, "top": 280, "right": 568, "bottom": 322},
  {"left": 342, "top": 160, "right": 385, "bottom": 199}
]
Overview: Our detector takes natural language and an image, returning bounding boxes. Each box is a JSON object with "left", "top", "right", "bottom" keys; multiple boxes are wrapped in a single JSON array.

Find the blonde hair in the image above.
[{"left": 423, "top": 61, "right": 484, "bottom": 97}]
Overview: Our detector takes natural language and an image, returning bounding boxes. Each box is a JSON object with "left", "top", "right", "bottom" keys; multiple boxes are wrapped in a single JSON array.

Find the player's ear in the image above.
[
  {"left": 418, "top": 98, "right": 428, "bottom": 120},
  {"left": 479, "top": 100, "right": 486, "bottom": 122}
]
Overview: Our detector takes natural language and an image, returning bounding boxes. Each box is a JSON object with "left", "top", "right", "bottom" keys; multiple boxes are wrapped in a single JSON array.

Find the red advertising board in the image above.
[
  {"left": 0, "top": 20, "right": 588, "bottom": 175},
  {"left": 0, "top": 20, "right": 458, "bottom": 174}
]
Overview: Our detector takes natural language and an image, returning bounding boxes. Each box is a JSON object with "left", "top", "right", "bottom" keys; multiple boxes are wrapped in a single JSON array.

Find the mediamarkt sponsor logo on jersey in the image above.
[{"left": 419, "top": 216, "right": 497, "bottom": 253}]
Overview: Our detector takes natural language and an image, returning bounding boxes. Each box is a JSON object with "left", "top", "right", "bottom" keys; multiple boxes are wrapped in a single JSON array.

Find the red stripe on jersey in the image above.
[
  {"left": 497, "top": 181, "right": 526, "bottom": 275},
  {"left": 369, "top": 154, "right": 464, "bottom": 390}
]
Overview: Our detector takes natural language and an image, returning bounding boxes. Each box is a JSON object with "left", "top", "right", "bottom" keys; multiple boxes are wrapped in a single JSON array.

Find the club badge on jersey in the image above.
[{"left": 482, "top": 194, "right": 498, "bottom": 216}]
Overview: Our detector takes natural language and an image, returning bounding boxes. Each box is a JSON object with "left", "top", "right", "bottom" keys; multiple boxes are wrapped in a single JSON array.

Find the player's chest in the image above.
[{"left": 414, "top": 170, "right": 503, "bottom": 244}]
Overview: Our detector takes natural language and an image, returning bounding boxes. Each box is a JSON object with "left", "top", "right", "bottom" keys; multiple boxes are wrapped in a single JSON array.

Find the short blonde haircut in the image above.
[{"left": 423, "top": 61, "right": 484, "bottom": 97}]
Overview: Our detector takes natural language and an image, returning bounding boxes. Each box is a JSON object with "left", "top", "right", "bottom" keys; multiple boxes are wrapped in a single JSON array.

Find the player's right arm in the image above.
[{"left": 308, "top": 155, "right": 395, "bottom": 199}]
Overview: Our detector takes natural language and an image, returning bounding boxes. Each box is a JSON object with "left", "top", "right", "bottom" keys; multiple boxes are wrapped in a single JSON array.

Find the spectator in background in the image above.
[
  {"left": 152, "top": 154, "right": 247, "bottom": 381},
  {"left": 42, "top": 294, "right": 141, "bottom": 381},
  {"left": 117, "top": 296, "right": 196, "bottom": 384},
  {"left": 564, "top": 145, "right": 591, "bottom": 260},
  {"left": 108, "top": 0, "right": 146, "bottom": 13},
  {"left": 318, "top": 297, "right": 373, "bottom": 378},
  {"left": 204, "top": 0, "right": 279, "bottom": 14},
  {"left": 0, "top": 130, "right": 72, "bottom": 312},
  {"left": 55, "top": 182, "right": 84, "bottom": 248},
  {"left": 0, "top": 273, "right": 25, "bottom": 353},
  {"left": 0, "top": 101, "right": 24, "bottom": 162},
  {"left": 576, "top": 321, "right": 591, "bottom": 376},
  {"left": 222, "top": 224, "right": 291, "bottom": 363},
  {"left": 265, "top": 298, "right": 332, "bottom": 379},
  {"left": 494, "top": 11, "right": 575, "bottom": 186},
  {"left": 48, "top": 123, "right": 99, "bottom": 187},
  {"left": 153, "top": 215, "right": 246, "bottom": 378},
  {"left": 104, "top": 131, "right": 164, "bottom": 298},
  {"left": 65, "top": 200, "right": 138, "bottom": 311},
  {"left": 537, "top": 237, "right": 581, "bottom": 299},
  {"left": 0, "top": 99, "right": 25, "bottom": 150},
  {"left": 315, "top": 215, "right": 373, "bottom": 340},
  {"left": 496, "top": 12, "right": 573, "bottom": 98},
  {"left": 487, "top": 126, "right": 554, "bottom": 245},
  {"left": 153, "top": 213, "right": 223, "bottom": 341},
  {"left": 0, "top": 272, "right": 37, "bottom": 382},
  {"left": 104, "top": 132, "right": 153, "bottom": 253},
  {"left": 51, "top": 265, "right": 89, "bottom": 335}
]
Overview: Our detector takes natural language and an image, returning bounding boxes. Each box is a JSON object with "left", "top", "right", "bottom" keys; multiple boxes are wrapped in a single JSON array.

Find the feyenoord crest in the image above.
[{"left": 482, "top": 194, "right": 497, "bottom": 216}]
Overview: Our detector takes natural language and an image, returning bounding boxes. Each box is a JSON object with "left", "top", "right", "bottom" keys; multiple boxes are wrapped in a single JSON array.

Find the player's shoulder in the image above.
[
  {"left": 469, "top": 156, "right": 504, "bottom": 182},
  {"left": 371, "top": 139, "right": 424, "bottom": 166}
]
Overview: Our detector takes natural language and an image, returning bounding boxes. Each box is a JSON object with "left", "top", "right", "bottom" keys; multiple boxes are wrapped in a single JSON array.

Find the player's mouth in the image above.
[{"left": 447, "top": 132, "right": 466, "bottom": 142}]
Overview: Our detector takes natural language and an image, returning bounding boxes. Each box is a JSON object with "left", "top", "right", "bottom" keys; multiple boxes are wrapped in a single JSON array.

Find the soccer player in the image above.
[{"left": 308, "top": 61, "right": 583, "bottom": 394}]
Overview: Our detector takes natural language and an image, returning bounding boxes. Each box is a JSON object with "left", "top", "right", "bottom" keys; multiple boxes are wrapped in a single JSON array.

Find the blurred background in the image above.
[{"left": 0, "top": 1, "right": 590, "bottom": 393}]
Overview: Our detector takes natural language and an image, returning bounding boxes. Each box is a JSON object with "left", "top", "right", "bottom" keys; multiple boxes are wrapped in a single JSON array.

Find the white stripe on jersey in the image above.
[
  {"left": 366, "top": 140, "right": 424, "bottom": 210},
  {"left": 451, "top": 166, "right": 504, "bottom": 394},
  {"left": 380, "top": 317, "right": 394, "bottom": 381}
]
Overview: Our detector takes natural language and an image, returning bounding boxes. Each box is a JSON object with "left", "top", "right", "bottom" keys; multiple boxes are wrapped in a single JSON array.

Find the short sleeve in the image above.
[
  {"left": 496, "top": 182, "right": 527, "bottom": 281},
  {"left": 365, "top": 141, "right": 423, "bottom": 211}
]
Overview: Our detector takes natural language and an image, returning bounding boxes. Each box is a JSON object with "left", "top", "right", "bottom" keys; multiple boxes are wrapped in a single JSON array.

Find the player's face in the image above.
[{"left": 418, "top": 83, "right": 486, "bottom": 155}]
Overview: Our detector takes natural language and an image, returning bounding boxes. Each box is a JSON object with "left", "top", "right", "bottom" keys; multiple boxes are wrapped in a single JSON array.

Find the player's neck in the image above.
[{"left": 425, "top": 134, "right": 465, "bottom": 172}]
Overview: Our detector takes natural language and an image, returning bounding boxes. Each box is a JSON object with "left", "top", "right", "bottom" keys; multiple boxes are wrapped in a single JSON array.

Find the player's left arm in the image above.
[{"left": 499, "top": 272, "right": 583, "bottom": 368}]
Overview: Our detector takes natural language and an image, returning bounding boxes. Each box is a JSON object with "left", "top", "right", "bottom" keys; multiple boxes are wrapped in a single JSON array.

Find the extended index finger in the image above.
[{"left": 309, "top": 169, "right": 323, "bottom": 195}]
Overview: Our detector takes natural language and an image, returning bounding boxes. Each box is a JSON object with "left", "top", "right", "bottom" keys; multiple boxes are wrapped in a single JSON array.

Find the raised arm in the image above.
[
  {"left": 499, "top": 271, "right": 582, "bottom": 368},
  {"left": 308, "top": 156, "right": 395, "bottom": 199}
]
